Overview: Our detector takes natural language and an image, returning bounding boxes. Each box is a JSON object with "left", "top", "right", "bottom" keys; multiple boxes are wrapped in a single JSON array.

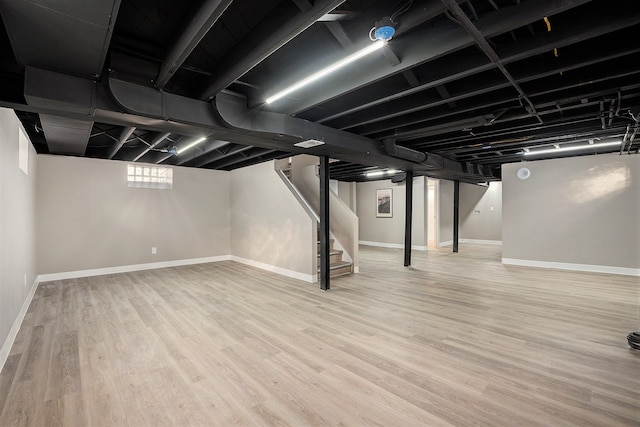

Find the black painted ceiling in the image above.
[{"left": 0, "top": 0, "right": 639, "bottom": 182}]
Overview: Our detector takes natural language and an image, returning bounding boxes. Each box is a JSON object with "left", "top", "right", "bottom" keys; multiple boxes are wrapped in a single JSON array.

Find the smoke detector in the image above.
[{"left": 371, "top": 17, "right": 396, "bottom": 41}]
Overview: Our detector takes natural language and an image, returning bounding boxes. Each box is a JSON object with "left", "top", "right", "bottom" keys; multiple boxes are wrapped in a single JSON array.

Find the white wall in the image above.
[
  {"left": 438, "top": 180, "right": 454, "bottom": 246},
  {"left": 356, "top": 176, "right": 427, "bottom": 250},
  {"left": 502, "top": 154, "right": 640, "bottom": 275},
  {"left": 230, "top": 161, "right": 316, "bottom": 282},
  {"left": 35, "top": 154, "right": 319, "bottom": 283},
  {"left": 288, "top": 157, "right": 359, "bottom": 268},
  {"left": 36, "top": 155, "right": 230, "bottom": 275},
  {"left": 0, "top": 108, "right": 38, "bottom": 368},
  {"left": 460, "top": 181, "right": 502, "bottom": 243},
  {"left": 337, "top": 181, "right": 356, "bottom": 212},
  {"left": 357, "top": 178, "right": 502, "bottom": 249}
]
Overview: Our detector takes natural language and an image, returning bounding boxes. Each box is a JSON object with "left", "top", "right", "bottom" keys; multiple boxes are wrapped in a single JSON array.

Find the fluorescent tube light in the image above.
[
  {"left": 366, "top": 169, "right": 399, "bottom": 177},
  {"left": 524, "top": 141, "right": 621, "bottom": 156},
  {"left": 266, "top": 41, "right": 386, "bottom": 104},
  {"left": 176, "top": 136, "right": 207, "bottom": 155}
]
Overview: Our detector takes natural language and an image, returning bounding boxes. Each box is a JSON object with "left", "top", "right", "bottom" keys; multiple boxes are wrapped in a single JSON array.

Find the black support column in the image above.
[
  {"left": 404, "top": 171, "right": 414, "bottom": 266},
  {"left": 453, "top": 180, "right": 459, "bottom": 253},
  {"left": 319, "top": 156, "right": 330, "bottom": 291}
]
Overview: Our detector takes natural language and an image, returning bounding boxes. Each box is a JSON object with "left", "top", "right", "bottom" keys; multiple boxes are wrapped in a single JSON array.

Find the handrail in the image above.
[{"left": 275, "top": 169, "right": 320, "bottom": 222}]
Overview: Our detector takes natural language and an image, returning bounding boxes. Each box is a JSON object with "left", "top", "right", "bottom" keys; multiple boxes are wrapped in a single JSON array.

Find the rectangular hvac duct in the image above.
[
  {"left": 39, "top": 114, "right": 93, "bottom": 155},
  {"left": 0, "top": 0, "right": 120, "bottom": 77}
]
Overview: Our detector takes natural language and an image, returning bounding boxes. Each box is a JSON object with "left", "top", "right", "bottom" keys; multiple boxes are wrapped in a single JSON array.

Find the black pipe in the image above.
[
  {"left": 404, "top": 171, "right": 414, "bottom": 266},
  {"left": 319, "top": 155, "right": 330, "bottom": 291},
  {"left": 453, "top": 180, "right": 459, "bottom": 253}
]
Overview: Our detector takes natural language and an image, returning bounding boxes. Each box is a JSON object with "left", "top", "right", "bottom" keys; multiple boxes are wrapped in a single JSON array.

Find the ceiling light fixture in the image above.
[
  {"left": 176, "top": 136, "right": 207, "bottom": 155},
  {"left": 265, "top": 40, "right": 386, "bottom": 104},
  {"left": 523, "top": 140, "right": 621, "bottom": 156},
  {"left": 366, "top": 169, "right": 399, "bottom": 177}
]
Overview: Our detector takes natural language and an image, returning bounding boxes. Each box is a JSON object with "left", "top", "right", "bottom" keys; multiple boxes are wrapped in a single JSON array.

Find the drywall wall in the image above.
[
  {"left": 460, "top": 181, "right": 502, "bottom": 243},
  {"left": 337, "top": 180, "right": 356, "bottom": 212},
  {"left": 288, "top": 156, "right": 359, "bottom": 267},
  {"left": 356, "top": 176, "right": 427, "bottom": 249},
  {"left": 427, "top": 179, "right": 437, "bottom": 247},
  {"left": 230, "top": 161, "right": 316, "bottom": 281},
  {"left": 502, "top": 154, "right": 640, "bottom": 274},
  {"left": 36, "top": 155, "right": 230, "bottom": 274},
  {"left": 0, "top": 108, "right": 38, "bottom": 368},
  {"left": 289, "top": 155, "right": 319, "bottom": 209},
  {"left": 438, "top": 179, "right": 454, "bottom": 246},
  {"left": 329, "top": 179, "right": 339, "bottom": 194}
]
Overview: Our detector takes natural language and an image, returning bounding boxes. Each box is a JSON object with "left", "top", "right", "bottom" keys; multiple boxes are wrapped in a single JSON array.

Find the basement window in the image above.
[{"left": 127, "top": 164, "right": 173, "bottom": 189}]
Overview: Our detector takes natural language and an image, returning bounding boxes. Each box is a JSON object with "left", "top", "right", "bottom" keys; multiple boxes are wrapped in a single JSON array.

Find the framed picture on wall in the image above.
[{"left": 376, "top": 188, "right": 393, "bottom": 217}]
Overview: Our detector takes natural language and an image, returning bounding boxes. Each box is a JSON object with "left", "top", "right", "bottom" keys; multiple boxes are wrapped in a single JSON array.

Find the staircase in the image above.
[{"left": 318, "top": 236, "right": 353, "bottom": 278}]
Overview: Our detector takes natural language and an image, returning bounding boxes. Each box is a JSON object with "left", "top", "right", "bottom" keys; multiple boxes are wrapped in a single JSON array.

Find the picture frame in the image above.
[{"left": 376, "top": 188, "right": 392, "bottom": 218}]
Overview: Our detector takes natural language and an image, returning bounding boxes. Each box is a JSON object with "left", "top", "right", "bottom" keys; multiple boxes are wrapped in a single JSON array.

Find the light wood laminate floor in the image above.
[{"left": 1, "top": 245, "right": 639, "bottom": 426}]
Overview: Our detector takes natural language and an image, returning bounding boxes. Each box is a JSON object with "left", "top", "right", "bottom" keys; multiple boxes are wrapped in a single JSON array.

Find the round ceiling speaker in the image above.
[{"left": 516, "top": 167, "right": 531, "bottom": 180}]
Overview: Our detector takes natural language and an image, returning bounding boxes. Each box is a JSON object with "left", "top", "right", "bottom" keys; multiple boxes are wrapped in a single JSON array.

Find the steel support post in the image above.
[{"left": 319, "top": 156, "right": 330, "bottom": 291}]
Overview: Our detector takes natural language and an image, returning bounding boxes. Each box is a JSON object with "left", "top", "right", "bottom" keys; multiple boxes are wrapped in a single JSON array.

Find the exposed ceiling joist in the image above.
[
  {"left": 131, "top": 132, "right": 172, "bottom": 162},
  {"left": 320, "top": 12, "right": 640, "bottom": 131},
  {"left": 276, "top": 0, "right": 593, "bottom": 115},
  {"left": 199, "top": 0, "right": 346, "bottom": 100},
  {"left": 206, "top": 148, "right": 277, "bottom": 169},
  {"left": 2, "top": 0, "right": 639, "bottom": 181},
  {"left": 196, "top": 144, "right": 254, "bottom": 167},
  {"left": 172, "top": 140, "right": 231, "bottom": 165},
  {"left": 108, "top": 126, "right": 136, "bottom": 159},
  {"left": 324, "top": 21, "right": 354, "bottom": 48},
  {"left": 155, "top": 0, "right": 234, "bottom": 89}
]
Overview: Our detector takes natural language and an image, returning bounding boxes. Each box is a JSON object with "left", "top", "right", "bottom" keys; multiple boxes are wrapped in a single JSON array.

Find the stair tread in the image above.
[
  {"left": 329, "top": 260, "right": 352, "bottom": 270},
  {"left": 317, "top": 249, "right": 343, "bottom": 256},
  {"left": 317, "top": 260, "right": 353, "bottom": 270},
  {"left": 331, "top": 270, "right": 352, "bottom": 278}
]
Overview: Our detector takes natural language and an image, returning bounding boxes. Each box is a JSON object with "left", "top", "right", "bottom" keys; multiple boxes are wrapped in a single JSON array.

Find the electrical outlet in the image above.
[
  {"left": 23, "top": 273, "right": 27, "bottom": 288},
  {"left": 151, "top": 247, "right": 157, "bottom": 254}
]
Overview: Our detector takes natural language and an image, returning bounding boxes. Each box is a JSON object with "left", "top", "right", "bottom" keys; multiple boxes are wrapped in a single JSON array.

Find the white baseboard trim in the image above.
[
  {"left": 460, "top": 239, "right": 502, "bottom": 245},
  {"left": 502, "top": 258, "right": 640, "bottom": 277},
  {"left": 439, "top": 240, "right": 453, "bottom": 247},
  {"left": 36, "top": 254, "right": 316, "bottom": 286},
  {"left": 1, "top": 277, "right": 39, "bottom": 372},
  {"left": 359, "top": 240, "right": 428, "bottom": 251},
  {"left": 37, "top": 256, "right": 232, "bottom": 283},
  {"left": 230, "top": 256, "right": 315, "bottom": 283}
]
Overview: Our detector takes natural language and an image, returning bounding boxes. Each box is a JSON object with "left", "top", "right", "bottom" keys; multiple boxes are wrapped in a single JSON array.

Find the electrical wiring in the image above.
[
  {"left": 391, "top": 0, "right": 413, "bottom": 21},
  {"left": 370, "top": 0, "right": 414, "bottom": 41}
]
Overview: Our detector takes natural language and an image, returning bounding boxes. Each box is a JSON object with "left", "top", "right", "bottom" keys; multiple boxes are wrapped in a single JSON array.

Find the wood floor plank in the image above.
[
  {"left": 0, "top": 353, "right": 20, "bottom": 417},
  {"left": 0, "top": 380, "right": 38, "bottom": 426},
  {"left": 1, "top": 244, "right": 638, "bottom": 425}
]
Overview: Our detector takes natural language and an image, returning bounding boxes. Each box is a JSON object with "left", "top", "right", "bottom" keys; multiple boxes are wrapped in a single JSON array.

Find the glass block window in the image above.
[{"left": 127, "top": 164, "right": 173, "bottom": 189}]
